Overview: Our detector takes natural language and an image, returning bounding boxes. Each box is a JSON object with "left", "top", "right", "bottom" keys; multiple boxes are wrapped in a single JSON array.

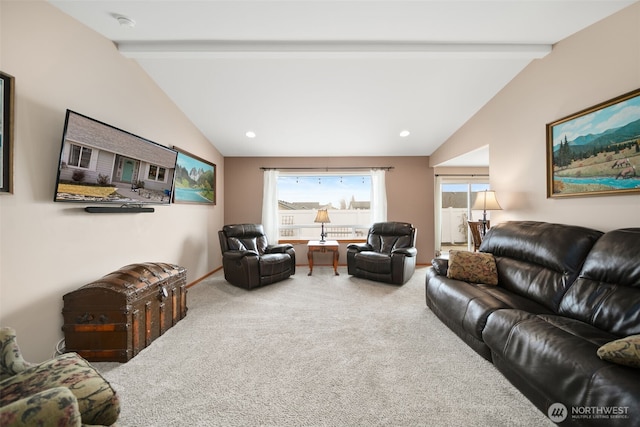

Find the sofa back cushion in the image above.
[
  {"left": 367, "top": 222, "right": 416, "bottom": 254},
  {"left": 221, "top": 224, "right": 268, "bottom": 255},
  {"left": 559, "top": 228, "right": 640, "bottom": 336},
  {"left": 479, "top": 221, "right": 603, "bottom": 311}
]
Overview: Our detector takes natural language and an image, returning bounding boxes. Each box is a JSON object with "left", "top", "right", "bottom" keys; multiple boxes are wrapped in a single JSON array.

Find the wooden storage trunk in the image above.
[{"left": 62, "top": 262, "right": 187, "bottom": 362}]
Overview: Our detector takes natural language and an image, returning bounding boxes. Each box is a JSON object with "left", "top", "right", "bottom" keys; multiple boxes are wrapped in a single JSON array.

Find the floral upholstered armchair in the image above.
[{"left": 0, "top": 327, "right": 120, "bottom": 427}]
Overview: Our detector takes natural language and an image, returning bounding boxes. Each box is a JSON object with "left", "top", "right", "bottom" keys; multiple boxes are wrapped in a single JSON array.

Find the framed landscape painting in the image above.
[
  {"left": 172, "top": 147, "right": 216, "bottom": 205},
  {"left": 546, "top": 89, "right": 640, "bottom": 198}
]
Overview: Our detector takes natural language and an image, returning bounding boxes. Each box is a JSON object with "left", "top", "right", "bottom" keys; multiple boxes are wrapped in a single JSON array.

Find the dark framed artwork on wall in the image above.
[
  {"left": 172, "top": 147, "right": 216, "bottom": 205},
  {"left": 546, "top": 88, "right": 640, "bottom": 198},
  {"left": 0, "top": 71, "right": 15, "bottom": 194}
]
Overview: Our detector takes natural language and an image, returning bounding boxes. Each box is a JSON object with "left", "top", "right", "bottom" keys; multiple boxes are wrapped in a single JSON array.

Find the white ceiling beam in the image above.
[{"left": 117, "top": 40, "right": 552, "bottom": 59}]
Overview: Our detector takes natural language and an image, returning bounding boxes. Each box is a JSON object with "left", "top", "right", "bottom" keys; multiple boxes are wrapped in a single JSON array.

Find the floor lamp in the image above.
[{"left": 471, "top": 190, "right": 502, "bottom": 236}]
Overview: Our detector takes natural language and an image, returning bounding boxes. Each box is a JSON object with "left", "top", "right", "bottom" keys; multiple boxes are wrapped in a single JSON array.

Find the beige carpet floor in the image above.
[{"left": 94, "top": 266, "right": 553, "bottom": 427}]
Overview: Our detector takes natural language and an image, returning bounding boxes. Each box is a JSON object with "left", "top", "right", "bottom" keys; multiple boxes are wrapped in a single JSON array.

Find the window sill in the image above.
[{"left": 278, "top": 238, "right": 366, "bottom": 245}]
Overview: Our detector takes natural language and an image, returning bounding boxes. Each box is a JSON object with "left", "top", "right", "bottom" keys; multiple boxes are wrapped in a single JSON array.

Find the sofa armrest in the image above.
[
  {"left": 347, "top": 243, "right": 372, "bottom": 252},
  {"left": 0, "top": 386, "right": 82, "bottom": 427},
  {"left": 1, "top": 352, "right": 120, "bottom": 426},
  {"left": 391, "top": 247, "right": 417, "bottom": 257},
  {"left": 265, "top": 244, "right": 293, "bottom": 254},
  {"left": 431, "top": 258, "right": 449, "bottom": 276},
  {"left": 223, "top": 250, "right": 259, "bottom": 261}
]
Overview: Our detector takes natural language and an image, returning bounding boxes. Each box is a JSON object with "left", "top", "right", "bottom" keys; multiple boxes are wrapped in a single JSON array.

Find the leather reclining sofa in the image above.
[{"left": 425, "top": 221, "right": 639, "bottom": 426}]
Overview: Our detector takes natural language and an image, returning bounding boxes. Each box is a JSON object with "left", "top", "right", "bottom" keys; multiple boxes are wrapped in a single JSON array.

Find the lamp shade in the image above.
[
  {"left": 314, "top": 209, "right": 331, "bottom": 223},
  {"left": 472, "top": 191, "right": 502, "bottom": 211}
]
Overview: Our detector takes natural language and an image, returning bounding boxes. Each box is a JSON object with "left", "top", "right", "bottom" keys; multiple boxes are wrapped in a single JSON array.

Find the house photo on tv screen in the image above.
[{"left": 54, "top": 110, "right": 178, "bottom": 205}]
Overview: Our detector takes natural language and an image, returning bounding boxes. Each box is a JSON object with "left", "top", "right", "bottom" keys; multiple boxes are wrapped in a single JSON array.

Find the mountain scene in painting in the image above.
[{"left": 550, "top": 94, "right": 640, "bottom": 195}]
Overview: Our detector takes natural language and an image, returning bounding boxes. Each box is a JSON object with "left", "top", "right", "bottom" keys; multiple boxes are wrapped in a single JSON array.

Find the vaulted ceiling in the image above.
[{"left": 49, "top": 1, "right": 636, "bottom": 165}]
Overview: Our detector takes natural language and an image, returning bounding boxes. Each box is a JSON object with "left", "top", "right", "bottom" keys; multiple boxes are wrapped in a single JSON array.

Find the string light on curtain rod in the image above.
[{"left": 259, "top": 166, "right": 394, "bottom": 171}]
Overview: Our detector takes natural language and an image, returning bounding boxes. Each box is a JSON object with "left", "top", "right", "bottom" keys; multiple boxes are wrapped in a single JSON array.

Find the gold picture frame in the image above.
[{"left": 546, "top": 88, "right": 640, "bottom": 198}]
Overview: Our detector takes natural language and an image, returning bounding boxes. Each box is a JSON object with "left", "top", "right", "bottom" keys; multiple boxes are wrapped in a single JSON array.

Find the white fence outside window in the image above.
[
  {"left": 279, "top": 207, "right": 481, "bottom": 243},
  {"left": 278, "top": 209, "right": 371, "bottom": 240}
]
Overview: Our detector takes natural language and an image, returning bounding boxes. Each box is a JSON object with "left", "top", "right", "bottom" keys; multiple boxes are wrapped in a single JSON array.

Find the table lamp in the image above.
[{"left": 314, "top": 209, "right": 330, "bottom": 243}]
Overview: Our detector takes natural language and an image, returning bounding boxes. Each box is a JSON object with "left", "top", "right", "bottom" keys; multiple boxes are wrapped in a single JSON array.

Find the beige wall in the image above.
[
  {"left": 0, "top": 1, "right": 224, "bottom": 361},
  {"left": 430, "top": 3, "right": 640, "bottom": 231},
  {"left": 224, "top": 156, "right": 434, "bottom": 265}
]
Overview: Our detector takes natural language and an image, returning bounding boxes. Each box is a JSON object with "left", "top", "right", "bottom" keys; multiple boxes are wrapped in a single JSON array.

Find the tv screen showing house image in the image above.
[{"left": 54, "top": 110, "right": 178, "bottom": 205}]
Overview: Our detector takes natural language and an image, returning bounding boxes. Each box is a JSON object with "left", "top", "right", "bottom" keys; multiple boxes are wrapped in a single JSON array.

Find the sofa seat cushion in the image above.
[
  {"left": 0, "top": 352, "right": 119, "bottom": 426},
  {"left": 259, "top": 253, "right": 293, "bottom": 277},
  {"left": 352, "top": 251, "right": 391, "bottom": 274},
  {"left": 483, "top": 309, "right": 640, "bottom": 418},
  {"left": 426, "top": 270, "right": 552, "bottom": 342}
]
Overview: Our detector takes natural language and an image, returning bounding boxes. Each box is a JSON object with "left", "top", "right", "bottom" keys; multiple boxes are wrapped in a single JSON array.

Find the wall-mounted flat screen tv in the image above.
[{"left": 54, "top": 110, "right": 178, "bottom": 205}]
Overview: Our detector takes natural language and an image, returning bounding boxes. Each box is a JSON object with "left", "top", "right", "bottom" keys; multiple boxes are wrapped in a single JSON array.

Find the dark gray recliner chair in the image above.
[
  {"left": 347, "top": 222, "right": 417, "bottom": 285},
  {"left": 218, "top": 224, "right": 295, "bottom": 289}
]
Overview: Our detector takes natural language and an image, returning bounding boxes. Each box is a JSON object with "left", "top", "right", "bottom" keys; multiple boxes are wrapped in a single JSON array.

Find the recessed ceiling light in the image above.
[
  {"left": 246, "top": 131, "right": 256, "bottom": 138},
  {"left": 115, "top": 15, "right": 136, "bottom": 28},
  {"left": 399, "top": 130, "right": 410, "bottom": 137}
]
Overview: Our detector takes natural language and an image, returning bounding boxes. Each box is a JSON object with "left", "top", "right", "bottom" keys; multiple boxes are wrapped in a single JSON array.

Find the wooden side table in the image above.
[{"left": 307, "top": 240, "right": 340, "bottom": 276}]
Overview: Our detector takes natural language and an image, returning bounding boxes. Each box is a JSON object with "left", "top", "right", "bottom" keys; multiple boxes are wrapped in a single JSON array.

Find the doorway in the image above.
[
  {"left": 435, "top": 176, "right": 490, "bottom": 257},
  {"left": 122, "top": 159, "right": 135, "bottom": 183}
]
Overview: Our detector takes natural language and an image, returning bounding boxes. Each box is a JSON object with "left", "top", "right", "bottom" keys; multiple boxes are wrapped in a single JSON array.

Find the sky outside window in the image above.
[{"left": 278, "top": 175, "right": 371, "bottom": 209}]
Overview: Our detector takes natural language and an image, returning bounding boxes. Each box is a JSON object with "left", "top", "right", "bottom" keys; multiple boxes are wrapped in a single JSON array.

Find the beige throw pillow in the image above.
[
  {"left": 447, "top": 250, "right": 498, "bottom": 285},
  {"left": 597, "top": 335, "right": 640, "bottom": 369}
]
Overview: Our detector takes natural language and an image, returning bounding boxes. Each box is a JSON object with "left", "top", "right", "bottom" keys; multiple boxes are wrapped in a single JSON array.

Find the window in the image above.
[
  {"left": 147, "top": 164, "right": 167, "bottom": 182},
  {"left": 276, "top": 173, "right": 372, "bottom": 240},
  {"left": 68, "top": 144, "right": 92, "bottom": 169}
]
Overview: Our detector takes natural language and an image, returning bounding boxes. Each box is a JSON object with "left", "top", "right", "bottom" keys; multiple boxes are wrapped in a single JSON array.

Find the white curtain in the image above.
[
  {"left": 370, "top": 169, "right": 387, "bottom": 224},
  {"left": 261, "top": 169, "right": 279, "bottom": 242}
]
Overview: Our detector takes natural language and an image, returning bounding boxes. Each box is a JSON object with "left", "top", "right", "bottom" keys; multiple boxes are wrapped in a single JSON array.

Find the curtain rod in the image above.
[
  {"left": 261, "top": 166, "right": 394, "bottom": 171},
  {"left": 435, "top": 173, "right": 489, "bottom": 177}
]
